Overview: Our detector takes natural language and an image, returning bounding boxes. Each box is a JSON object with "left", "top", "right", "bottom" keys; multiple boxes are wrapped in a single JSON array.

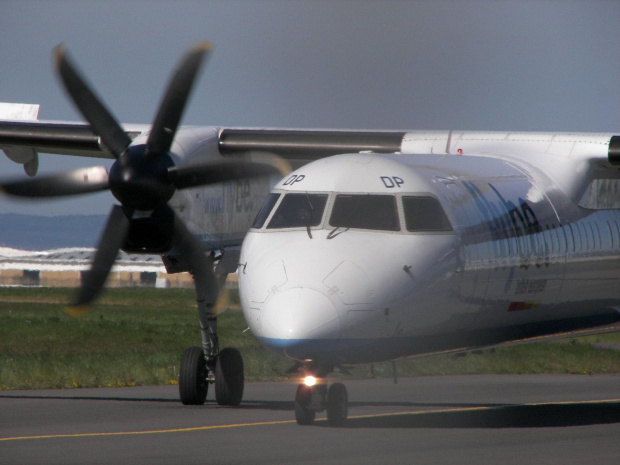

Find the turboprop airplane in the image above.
[{"left": 1, "top": 43, "right": 620, "bottom": 426}]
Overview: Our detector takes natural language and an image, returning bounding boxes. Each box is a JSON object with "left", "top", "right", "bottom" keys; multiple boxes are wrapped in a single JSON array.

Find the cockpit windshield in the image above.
[
  {"left": 253, "top": 191, "right": 452, "bottom": 234},
  {"left": 329, "top": 194, "right": 400, "bottom": 231},
  {"left": 252, "top": 193, "right": 281, "bottom": 229},
  {"left": 403, "top": 196, "right": 452, "bottom": 232},
  {"left": 267, "top": 193, "right": 328, "bottom": 229}
]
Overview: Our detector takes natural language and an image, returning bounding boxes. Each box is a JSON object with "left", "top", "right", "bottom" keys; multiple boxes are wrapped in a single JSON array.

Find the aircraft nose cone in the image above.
[{"left": 260, "top": 288, "right": 341, "bottom": 347}]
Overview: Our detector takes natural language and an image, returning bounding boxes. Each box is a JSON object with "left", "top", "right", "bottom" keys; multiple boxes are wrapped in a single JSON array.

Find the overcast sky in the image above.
[{"left": 1, "top": 0, "right": 620, "bottom": 215}]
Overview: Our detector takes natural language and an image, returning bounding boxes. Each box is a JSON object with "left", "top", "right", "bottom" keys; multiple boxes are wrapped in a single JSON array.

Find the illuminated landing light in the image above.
[{"left": 304, "top": 376, "right": 317, "bottom": 387}]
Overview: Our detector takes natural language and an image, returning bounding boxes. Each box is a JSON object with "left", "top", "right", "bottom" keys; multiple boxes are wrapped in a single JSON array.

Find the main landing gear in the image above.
[
  {"left": 294, "top": 375, "right": 349, "bottom": 426},
  {"left": 179, "top": 345, "right": 244, "bottom": 406},
  {"left": 178, "top": 265, "right": 244, "bottom": 407}
]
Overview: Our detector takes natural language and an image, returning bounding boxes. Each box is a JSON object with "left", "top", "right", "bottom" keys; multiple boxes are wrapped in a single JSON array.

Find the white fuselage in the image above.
[{"left": 238, "top": 147, "right": 620, "bottom": 366}]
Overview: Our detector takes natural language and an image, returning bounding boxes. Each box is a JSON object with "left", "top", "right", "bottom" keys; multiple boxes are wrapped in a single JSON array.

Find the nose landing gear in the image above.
[
  {"left": 326, "top": 382, "right": 348, "bottom": 426},
  {"left": 294, "top": 376, "right": 348, "bottom": 426}
]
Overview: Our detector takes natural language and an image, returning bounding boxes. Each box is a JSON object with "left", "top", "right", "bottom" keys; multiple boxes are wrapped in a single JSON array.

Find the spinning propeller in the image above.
[{"left": 1, "top": 42, "right": 285, "bottom": 309}]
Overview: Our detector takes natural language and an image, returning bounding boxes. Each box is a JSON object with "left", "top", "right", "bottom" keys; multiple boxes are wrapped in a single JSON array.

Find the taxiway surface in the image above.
[{"left": 2, "top": 375, "right": 620, "bottom": 464}]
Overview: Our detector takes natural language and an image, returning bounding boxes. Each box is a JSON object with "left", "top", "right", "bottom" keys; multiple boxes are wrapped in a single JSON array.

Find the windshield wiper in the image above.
[
  {"left": 304, "top": 194, "right": 314, "bottom": 239},
  {"left": 327, "top": 226, "right": 348, "bottom": 239}
]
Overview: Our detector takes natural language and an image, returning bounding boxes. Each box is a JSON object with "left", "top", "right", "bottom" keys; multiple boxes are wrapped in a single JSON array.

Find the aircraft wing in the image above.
[
  {"left": 0, "top": 120, "right": 145, "bottom": 158},
  {"left": 218, "top": 128, "right": 405, "bottom": 159},
  {"left": 0, "top": 102, "right": 408, "bottom": 176},
  {"left": 2, "top": 101, "right": 620, "bottom": 183},
  {"left": 0, "top": 103, "right": 147, "bottom": 176}
]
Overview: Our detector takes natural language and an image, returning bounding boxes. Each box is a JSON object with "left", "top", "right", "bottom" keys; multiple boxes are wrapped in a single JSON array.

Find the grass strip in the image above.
[{"left": 1, "top": 287, "right": 619, "bottom": 390}]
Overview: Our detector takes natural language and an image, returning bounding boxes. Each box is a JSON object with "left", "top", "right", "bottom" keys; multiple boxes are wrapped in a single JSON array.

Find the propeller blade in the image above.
[
  {"left": 212, "top": 288, "right": 231, "bottom": 316},
  {"left": 169, "top": 207, "right": 220, "bottom": 361},
  {"left": 71, "top": 204, "right": 129, "bottom": 308},
  {"left": 169, "top": 206, "right": 219, "bottom": 301},
  {"left": 171, "top": 209, "right": 213, "bottom": 278},
  {"left": 146, "top": 42, "right": 212, "bottom": 156},
  {"left": 167, "top": 157, "right": 290, "bottom": 190},
  {"left": 55, "top": 45, "right": 132, "bottom": 158},
  {"left": 0, "top": 166, "right": 109, "bottom": 198}
]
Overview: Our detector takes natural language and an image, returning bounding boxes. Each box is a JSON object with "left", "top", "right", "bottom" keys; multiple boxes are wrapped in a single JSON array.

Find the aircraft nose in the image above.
[{"left": 260, "top": 288, "right": 341, "bottom": 348}]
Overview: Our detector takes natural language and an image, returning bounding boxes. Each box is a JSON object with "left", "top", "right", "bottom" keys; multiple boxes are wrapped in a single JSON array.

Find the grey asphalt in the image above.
[{"left": 2, "top": 375, "right": 620, "bottom": 464}]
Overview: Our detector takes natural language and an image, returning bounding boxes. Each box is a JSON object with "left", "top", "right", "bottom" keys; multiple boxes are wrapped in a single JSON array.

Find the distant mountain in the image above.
[{"left": 0, "top": 214, "right": 107, "bottom": 250}]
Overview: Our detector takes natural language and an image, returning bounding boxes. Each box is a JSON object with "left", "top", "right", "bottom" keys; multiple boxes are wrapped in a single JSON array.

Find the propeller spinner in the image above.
[{"left": 1, "top": 42, "right": 285, "bottom": 308}]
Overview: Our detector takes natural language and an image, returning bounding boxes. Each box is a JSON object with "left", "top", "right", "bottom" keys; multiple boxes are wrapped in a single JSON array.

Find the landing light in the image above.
[{"left": 303, "top": 375, "right": 317, "bottom": 387}]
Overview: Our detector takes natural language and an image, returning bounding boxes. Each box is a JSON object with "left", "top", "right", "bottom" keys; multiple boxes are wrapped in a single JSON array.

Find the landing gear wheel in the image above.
[
  {"left": 179, "top": 346, "right": 208, "bottom": 405},
  {"left": 215, "top": 347, "right": 244, "bottom": 406},
  {"left": 327, "top": 382, "right": 348, "bottom": 426},
  {"left": 294, "top": 384, "right": 316, "bottom": 425}
]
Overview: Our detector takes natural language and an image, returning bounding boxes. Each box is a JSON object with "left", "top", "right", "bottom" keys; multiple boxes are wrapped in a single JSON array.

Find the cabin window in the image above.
[
  {"left": 252, "top": 193, "right": 281, "bottom": 229},
  {"left": 330, "top": 194, "right": 400, "bottom": 231},
  {"left": 402, "top": 196, "right": 452, "bottom": 232},
  {"left": 267, "top": 193, "right": 328, "bottom": 229}
]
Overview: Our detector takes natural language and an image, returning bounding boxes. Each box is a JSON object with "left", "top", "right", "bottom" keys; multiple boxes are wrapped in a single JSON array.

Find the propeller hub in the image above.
[{"left": 109, "top": 145, "right": 175, "bottom": 210}]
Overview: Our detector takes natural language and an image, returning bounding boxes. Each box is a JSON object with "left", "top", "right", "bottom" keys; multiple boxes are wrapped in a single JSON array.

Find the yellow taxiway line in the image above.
[{"left": 2, "top": 399, "right": 619, "bottom": 442}]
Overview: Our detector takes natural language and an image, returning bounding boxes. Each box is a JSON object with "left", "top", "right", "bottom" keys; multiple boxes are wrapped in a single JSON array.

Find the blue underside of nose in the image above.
[
  {"left": 257, "top": 337, "right": 344, "bottom": 362},
  {"left": 256, "top": 336, "right": 394, "bottom": 364}
]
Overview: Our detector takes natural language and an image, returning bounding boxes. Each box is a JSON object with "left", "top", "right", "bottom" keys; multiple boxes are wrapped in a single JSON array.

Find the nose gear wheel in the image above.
[{"left": 294, "top": 371, "right": 349, "bottom": 426}]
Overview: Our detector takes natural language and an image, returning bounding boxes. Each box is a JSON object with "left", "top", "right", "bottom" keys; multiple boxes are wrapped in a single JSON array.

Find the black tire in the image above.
[
  {"left": 326, "top": 382, "right": 348, "bottom": 426},
  {"left": 294, "top": 384, "right": 316, "bottom": 425},
  {"left": 215, "top": 347, "right": 244, "bottom": 406},
  {"left": 179, "top": 346, "right": 208, "bottom": 405}
]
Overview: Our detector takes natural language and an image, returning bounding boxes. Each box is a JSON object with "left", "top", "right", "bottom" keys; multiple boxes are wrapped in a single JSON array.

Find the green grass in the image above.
[
  {"left": 1, "top": 287, "right": 619, "bottom": 390},
  {"left": 376, "top": 340, "right": 620, "bottom": 378},
  {"left": 0, "top": 287, "right": 290, "bottom": 390}
]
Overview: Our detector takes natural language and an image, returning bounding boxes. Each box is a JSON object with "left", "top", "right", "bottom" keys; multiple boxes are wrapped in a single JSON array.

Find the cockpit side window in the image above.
[
  {"left": 267, "top": 193, "right": 328, "bottom": 229},
  {"left": 329, "top": 195, "right": 400, "bottom": 231},
  {"left": 252, "top": 193, "right": 281, "bottom": 229},
  {"left": 403, "top": 196, "right": 452, "bottom": 232}
]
